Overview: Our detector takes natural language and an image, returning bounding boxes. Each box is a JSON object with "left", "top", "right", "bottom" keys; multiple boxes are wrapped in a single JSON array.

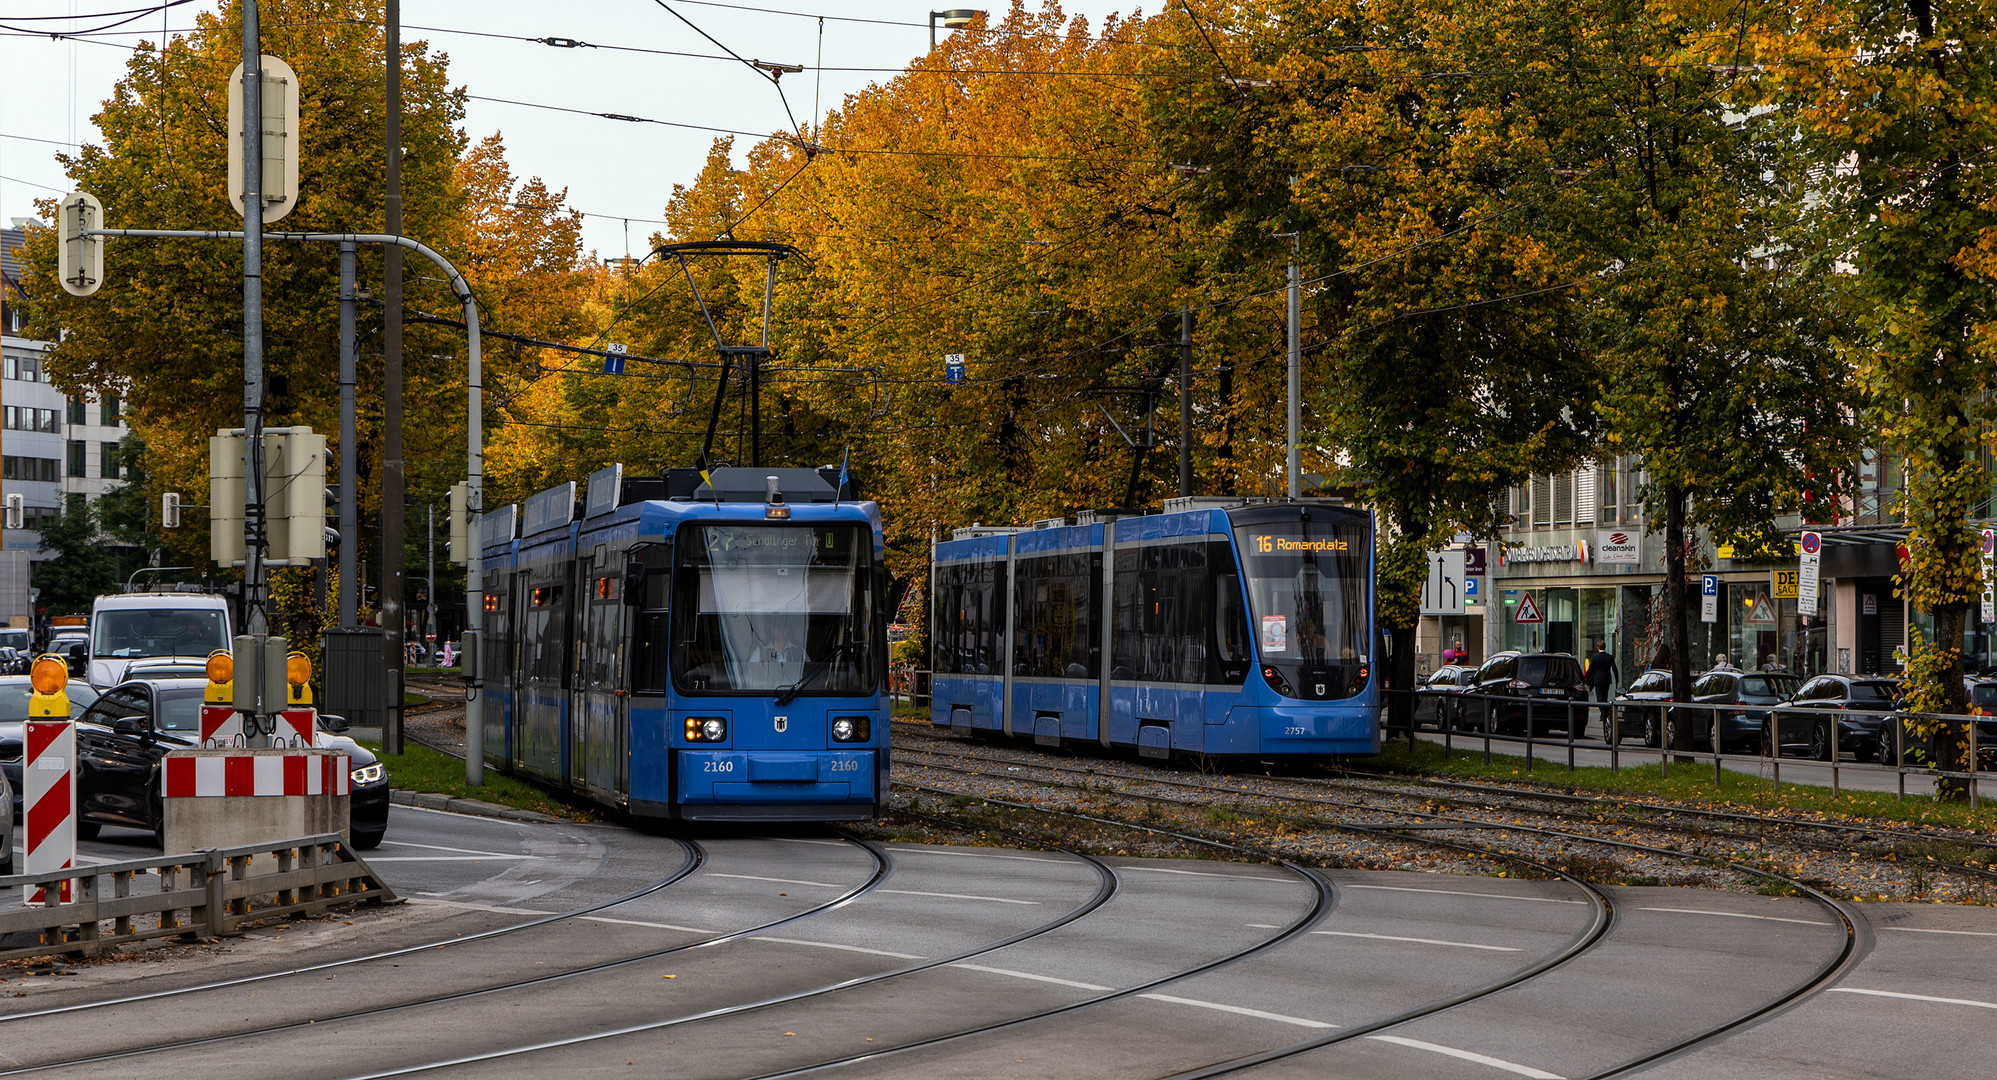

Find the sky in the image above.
[{"left": 1, "top": 0, "right": 1139, "bottom": 259}]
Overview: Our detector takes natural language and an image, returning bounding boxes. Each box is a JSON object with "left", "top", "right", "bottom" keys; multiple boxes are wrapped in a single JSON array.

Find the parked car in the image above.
[
  {"left": 1414, "top": 664, "right": 1476, "bottom": 729},
  {"left": 49, "top": 635, "right": 88, "bottom": 676},
  {"left": 1770, "top": 674, "right": 1897, "bottom": 761},
  {"left": 1456, "top": 651, "right": 1589, "bottom": 736},
  {"left": 1878, "top": 676, "right": 1997, "bottom": 768},
  {"left": 1, "top": 756, "right": 13, "bottom": 875},
  {"left": 0, "top": 676, "right": 104, "bottom": 820},
  {"left": 1691, "top": 670, "right": 1802, "bottom": 754},
  {"left": 1613, "top": 669, "right": 1679, "bottom": 746},
  {"left": 70, "top": 678, "right": 388, "bottom": 850},
  {"left": 0, "top": 647, "right": 24, "bottom": 676}
]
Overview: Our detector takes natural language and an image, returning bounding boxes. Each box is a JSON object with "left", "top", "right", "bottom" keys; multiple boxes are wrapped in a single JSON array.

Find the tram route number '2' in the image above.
[{"left": 1254, "top": 535, "right": 1349, "bottom": 554}]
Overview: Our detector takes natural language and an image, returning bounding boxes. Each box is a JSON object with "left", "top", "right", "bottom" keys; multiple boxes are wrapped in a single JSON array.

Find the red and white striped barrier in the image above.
[
  {"left": 23, "top": 719, "right": 75, "bottom": 906},
  {"left": 278, "top": 707, "right": 319, "bottom": 748},
  {"left": 162, "top": 751, "right": 350, "bottom": 798},
  {"left": 199, "top": 703, "right": 242, "bottom": 747}
]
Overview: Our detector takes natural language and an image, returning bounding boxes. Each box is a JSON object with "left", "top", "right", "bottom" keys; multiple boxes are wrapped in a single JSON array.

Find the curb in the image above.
[{"left": 390, "top": 788, "right": 564, "bottom": 824}]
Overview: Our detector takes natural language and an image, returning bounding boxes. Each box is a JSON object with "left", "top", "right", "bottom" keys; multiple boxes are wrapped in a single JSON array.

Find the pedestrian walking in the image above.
[
  {"left": 1713, "top": 653, "right": 1738, "bottom": 672},
  {"left": 1584, "top": 638, "right": 1616, "bottom": 737}
]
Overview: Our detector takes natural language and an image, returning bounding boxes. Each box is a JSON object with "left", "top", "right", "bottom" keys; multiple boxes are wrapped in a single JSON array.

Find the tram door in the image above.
[{"left": 573, "top": 547, "right": 629, "bottom": 799}]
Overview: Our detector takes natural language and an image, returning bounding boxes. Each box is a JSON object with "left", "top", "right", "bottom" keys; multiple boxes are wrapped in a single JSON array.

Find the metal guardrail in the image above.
[
  {"left": 1384, "top": 689, "right": 1987, "bottom": 806},
  {"left": 0, "top": 834, "right": 398, "bottom": 962},
  {"left": 890, "top": 667, "right": 931, "bottom": 707}
]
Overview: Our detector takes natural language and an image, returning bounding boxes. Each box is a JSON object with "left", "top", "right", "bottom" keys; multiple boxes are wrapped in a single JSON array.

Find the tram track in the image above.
[
  {"left": 889, "top": 738, "right": 1860, "bottom": 1080},
  {"left": 0, "top": 834, "right": 891, "bottom": 1075}
]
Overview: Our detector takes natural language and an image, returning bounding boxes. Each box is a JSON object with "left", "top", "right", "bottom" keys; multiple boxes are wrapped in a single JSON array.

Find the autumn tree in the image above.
[{"left": 1679, "top": 0, "right": 1997, "bottom": 788}]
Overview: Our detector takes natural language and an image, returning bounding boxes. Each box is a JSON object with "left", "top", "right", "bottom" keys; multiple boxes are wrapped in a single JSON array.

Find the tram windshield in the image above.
[
  {"left": 671, "top": 523, "right": 877, "bottom": 695},
  {"left": 1233, "top": 520, "right": 1369, "bottom": 668}
]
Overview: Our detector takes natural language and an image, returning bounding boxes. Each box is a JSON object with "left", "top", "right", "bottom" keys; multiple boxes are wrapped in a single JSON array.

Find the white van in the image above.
[{"left": 88, "top": 591, "right": 234, "bottom": 688}]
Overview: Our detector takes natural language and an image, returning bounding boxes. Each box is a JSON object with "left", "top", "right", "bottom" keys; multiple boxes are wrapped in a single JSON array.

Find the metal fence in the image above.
[
  {"left": 1383, "top": 689, "right": 1988, "bottom": 806},
  {"left": 0, "top": 834, "right": 397, "bottom": 962}
]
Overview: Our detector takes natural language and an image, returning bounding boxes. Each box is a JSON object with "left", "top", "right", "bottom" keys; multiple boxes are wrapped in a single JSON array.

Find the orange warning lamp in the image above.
[
  {"left": 29, "top": 654, "right": 69, "bottom": 717},
  {"left": 205, "top": 648, "right": 234, "bottom": 704},
  {"left": 286, "top": 651, "right": 313, "bottom": 706}
]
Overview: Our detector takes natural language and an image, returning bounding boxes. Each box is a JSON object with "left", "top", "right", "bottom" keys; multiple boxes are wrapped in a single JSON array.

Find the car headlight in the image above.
[
  {"left": 350, "top": 763, "right": 385, "bottom": 785},
  {"left": 685, "top": 717, "right": 727, "bottom": 742},
  {"left": 831, "top": 716, "right": 870, "bottom": 742}
]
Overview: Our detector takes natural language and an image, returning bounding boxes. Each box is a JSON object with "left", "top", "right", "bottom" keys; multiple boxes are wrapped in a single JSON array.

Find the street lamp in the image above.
[{"left": 929, "top": 8, "right": 984, "bottom": 49}]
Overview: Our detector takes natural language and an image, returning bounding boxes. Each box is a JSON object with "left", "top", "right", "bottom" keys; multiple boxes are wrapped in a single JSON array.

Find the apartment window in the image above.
[
  {"left": 67, "top": 440, "right": 86, "bottom": 478},
  {"left": 3, "top": 456, "right": 59, "bottom": 482},
  {"left": 16, "top": 355, "right": 39, "bottom": 383},
  {"left": 101, "top": 442, "right": 121, "bottom": 480},
  {"left": 1575, "top": 466, "right": 1597, "bottom": 525},
  {"left": 68, "top": 397, "right": 87, "bottom": 425},
  {"left": 1532, "top": 475, "right": 1553, "bottom": 528},
  {"left": 3, "top": 407, "right": 14, "bottom": 429},
  {"left": 101, "top": 395, "right": 120, "bottom": 424},
  {"left": 4, "top": 355, "right": 14, "bottom": 380},
  {"left": 40, "top": 408, "right": 56, "bottom": 433},
  {"left": 1601, "top": 461, "right": 1619, "bottom": 522},
  {"left": 1554, "top": 472, "right": 1575, "bottom": 525}
]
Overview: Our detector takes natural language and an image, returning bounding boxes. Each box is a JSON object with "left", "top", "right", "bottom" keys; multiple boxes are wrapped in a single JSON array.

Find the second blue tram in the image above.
[
  {"left": 930, "top": 498, "right": 1379, "bottom": 758},
  {"left": 478, "top": 466, "right": 889, "bottom": 821}
]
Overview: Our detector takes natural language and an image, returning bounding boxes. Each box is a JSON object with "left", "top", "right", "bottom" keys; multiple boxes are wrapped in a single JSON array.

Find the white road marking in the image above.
[
  {"left": 409, "top": 897, "right": 715, "bottom": 932},
  {"left": 950, "top": 963, "right": 1112, "bottom": 991},
  {"left": 1831, "top": 987, "right": 1997, "bottom": 1011},
  {"left": 1635, "top": 906, "right": 1830, "bottom": 927},
  {"left": 1880, "top": 926, "right": 1997, "bottom": 937},
  {"left": 1366, "top": 1035, "right": 1565, "bottom": 1079},
  {"left": 880, "top": 889, "right": 1038, "bottom": 905},
  {"left": 886, "top": 846, "right": 1065, "bottom": 864},
  {"left": 767, "top": 837, "right": 848, "bottom": 846},
  {"left": 1311, "top": 930, "right": 1522, "bottom": 952},
  {"left": 580, "top": 915, "right": 717, "bottom": 933},
  {"left": 752, "top": 937, "right": 924, "bottom": 959},
  {"left": 1347, "top": 884, "right": 1586, "bottom": 904},
  {"left": 378, "top": 839, "right": 534, "bottom": 858},
  {"left": 706, "top": 873, "right": 841, "bottom": 888},
  {"left": 360, "top": 856, "right": 536, "bottom": 863},
  {"left": 1137, "top": 993, "right": 1335, "bottom": 1028},
  {"left": 1123, "top": 866, "right": 1293, "bottom": 882}
]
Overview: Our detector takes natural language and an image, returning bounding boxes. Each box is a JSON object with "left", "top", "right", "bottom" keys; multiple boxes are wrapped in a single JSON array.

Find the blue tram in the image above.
[
  {"left": 930, "top": 498, "right": 1379, "bottom": 759},
  {"left": 477, "top": 466, "right": 889, "bottom": 821}
]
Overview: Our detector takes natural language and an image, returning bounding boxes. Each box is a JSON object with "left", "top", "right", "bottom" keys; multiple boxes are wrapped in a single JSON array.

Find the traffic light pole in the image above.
[
  {"left": 240, "top": 0, "right": 271, "bottom": 747},
  {"left": 82, "top": 225, "right": 486, "bottom": 784}
]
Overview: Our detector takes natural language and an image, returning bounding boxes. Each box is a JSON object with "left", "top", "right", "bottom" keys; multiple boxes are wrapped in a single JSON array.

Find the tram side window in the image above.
[
  {"left": 934, "top": 561, "right": 1005, "bottom": 676},
  {"left": 482, "top": 587, "right": 511, "bottom": 686},
  {"left": 1012, "top": 551, "right": 1100, "bottom": 679},
  {"left": 583, "top": 573, "right": 622, "bottom": 690},
  {"left": 629, "top": 544, "right": 672, "bottom": 694},
  {"left": 522, "top": 578, "right": 570, "bottom": 683},
  {"left": 1112, "top": 540, "right": 1238, "bottom": 685}
]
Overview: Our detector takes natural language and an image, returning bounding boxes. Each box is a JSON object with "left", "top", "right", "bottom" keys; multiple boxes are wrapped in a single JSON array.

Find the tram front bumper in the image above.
[{"left": 675, "top": 748, "right": 878, "bottom": 806}]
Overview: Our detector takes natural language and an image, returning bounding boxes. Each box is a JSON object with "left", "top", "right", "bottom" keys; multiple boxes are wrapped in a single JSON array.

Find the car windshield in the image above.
[
  {"left": 0, "top": 630, "right": 28, "bottom": 652},
  {"left": 1739, "top": 674, "right": 1798, "bottom": 703},
  {"left": 1850, "top": 681, "right": 1896, "bottom": 703},
  {"left": 94, "top": 608, "right": 228, "bottom": 660},
  {"left": 0, "top": 682, "right": 98, "bottom": 720},
  {"left": 155, "top": 688, "right": 205, "bottom": 731},
  {"left": 1974, "top": 684, "right": 1997, "bottom": 711}
]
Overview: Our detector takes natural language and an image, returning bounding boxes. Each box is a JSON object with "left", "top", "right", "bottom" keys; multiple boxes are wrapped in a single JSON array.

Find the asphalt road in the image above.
[{"left": 6, "top": 804, "right": 1996, "bottom": 1078}]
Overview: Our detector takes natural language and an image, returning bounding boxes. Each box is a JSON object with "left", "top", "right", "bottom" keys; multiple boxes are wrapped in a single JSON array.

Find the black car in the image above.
[
  {"left": 1770, "top": 674, "right": 1897, "bottom": 761},
  {"left": 0, "top": 676, "right": 104, "bottom": 819},
  {"left": 1879, "top": 677, "right": 1997, "bottom": 768},
  {"left": 71, "top": 679, "right": 388, "bottom": 850},
  {"left": 1, "top": 757, "right": 12, "bottom": 875},
  {"left": 1413, "top": 664, "right": 1475, "bottom": 729},
  {"left": 1692, "top": 670, "right": 1802, "bottom": 754},
  {"left": 1612, "top": 669, "right": 1678, "bottom": 746},
  {"left": 1457, "top": 651, "right": 1589, "bottom": 736}
]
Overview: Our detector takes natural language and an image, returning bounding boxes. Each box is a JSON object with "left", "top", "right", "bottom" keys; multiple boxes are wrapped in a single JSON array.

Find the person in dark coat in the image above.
[{"left": 1584, "top": 638, "right": 1617, "bottom": 734}]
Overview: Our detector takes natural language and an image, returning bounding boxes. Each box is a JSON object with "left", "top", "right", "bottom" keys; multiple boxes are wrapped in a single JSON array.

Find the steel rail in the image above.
[
  {"left": 325, "top": 828, "right": 1124, "bottom": 1079},
  {"left": 0, "top": 836, "right": 704, "bottom": 1027},
  {"left": 0, "top": 835, "right": 889, "bottom": 1075},
  {"left": 898, "top": 746, "right": 1859, "bottom": 1078}
]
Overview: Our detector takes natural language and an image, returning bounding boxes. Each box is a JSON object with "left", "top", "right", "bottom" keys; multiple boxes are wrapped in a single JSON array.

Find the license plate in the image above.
[{"left": 1539, "top": 688, "right": 1563, "bottom": 696}]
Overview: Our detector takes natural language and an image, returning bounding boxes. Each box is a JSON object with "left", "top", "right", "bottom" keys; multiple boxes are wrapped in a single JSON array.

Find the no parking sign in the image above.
[{"left": 1798, "top": 531, "right": 1822, "bottom": 618}]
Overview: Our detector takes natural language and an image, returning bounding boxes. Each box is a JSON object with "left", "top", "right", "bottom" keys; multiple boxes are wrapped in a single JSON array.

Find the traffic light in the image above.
[
  {"left": 264, "top": 427, "right": 326, "bottom": 564},
  {"left": 448, "top": 481, "right": 471, "bottom": 565},
  {"left": 210, "top": 431, "right": 245, "bottom": 566},
  {"left": 227, "top": 55, "right": 301, "bottom": 224},
  {"left": 161, "top": 492, "right": 181, "bottom": 530},
  {"left": 57, "top": 192, "right": 104, "bottom": 297}
]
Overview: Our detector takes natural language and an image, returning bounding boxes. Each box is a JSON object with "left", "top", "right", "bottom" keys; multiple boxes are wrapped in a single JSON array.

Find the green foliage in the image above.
[
  {"left": 30, "top": 499, "right": 120, "bottom": 614},
  {"left": 1375, "top": 535, "right": 1428, "bottom": 633}
]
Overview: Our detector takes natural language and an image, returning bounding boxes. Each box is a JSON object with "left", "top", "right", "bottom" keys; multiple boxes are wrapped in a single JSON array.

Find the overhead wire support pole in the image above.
[
  {"left": 83, "top": 226, "right": 487, "bottom": 784},
  {"left": 1179, "top": 303, "right": 1192, "bottom": 498},
  {"left": 384, "top": 0, "right": 406, "bottom": 757},
  {"left": 338, "top": 240, "right": 357, "bottom": 628},
  {"left": 241, "top": 0, "right": 270, "bottom": 748},
  {"left": 1284, "top": 231, "right": 1301, "bottom": 500}
]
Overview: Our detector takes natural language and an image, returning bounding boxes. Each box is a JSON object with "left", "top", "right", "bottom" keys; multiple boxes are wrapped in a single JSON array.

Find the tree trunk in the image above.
[
  {"left": 1664, "top": 484, "right": 1695, "bottom": 761},
  {"left": 1389, "top": 623, "right": 1417, "bottom": 738},
  {"left": 1934, "top": 600, "right": 1971, "bottom": 798}
]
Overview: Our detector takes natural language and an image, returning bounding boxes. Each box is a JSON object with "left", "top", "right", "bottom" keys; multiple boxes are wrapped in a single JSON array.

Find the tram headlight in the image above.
[
  {"left": 831, "top": 716, "right": 870, "bottom": 742},
  {"left": 686, "top": 717, "right": 727, "bottom": 742}
]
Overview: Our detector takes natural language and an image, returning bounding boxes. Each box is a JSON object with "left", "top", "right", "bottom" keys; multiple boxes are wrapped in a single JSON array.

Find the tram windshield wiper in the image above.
[{"left": 776, "top": 641, "right": 852, "bottom": 706}]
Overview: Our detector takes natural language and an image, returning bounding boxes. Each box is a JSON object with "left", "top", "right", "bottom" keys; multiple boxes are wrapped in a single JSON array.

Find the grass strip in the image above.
[
  {"left": 1371, "top": 738, "right": 1997, "bottom": 834},
  {"left": 358, "top": 738, "right": 599, "bottom": 821}
]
